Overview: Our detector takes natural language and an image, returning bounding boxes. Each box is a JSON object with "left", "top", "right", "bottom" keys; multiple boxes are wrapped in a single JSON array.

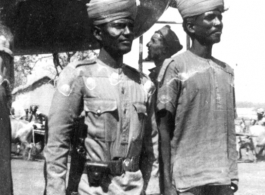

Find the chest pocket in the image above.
[
  {"left": 84, "top": 98, "right": 118, "bottom": 141},
  {"left": 131, "top": 102, "right": 147, "bottom": 141}
]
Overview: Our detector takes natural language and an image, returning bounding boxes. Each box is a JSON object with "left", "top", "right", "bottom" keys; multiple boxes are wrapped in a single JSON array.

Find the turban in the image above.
[
  {"left": 156, "top": 25, "right": 183, "bottom": 57},
  {"left": 87, "top": 0, "right": 137, "bottom": 25},
  {"left": 176, "top": 0, "right": 224, "bottom": 18}
]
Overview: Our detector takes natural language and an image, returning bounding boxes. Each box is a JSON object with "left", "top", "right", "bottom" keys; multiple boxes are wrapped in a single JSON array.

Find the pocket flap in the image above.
[
  {"left": 133, "top": 102, "right": 147, "bottom": 115},
  {"left": 84, "top": 98, "right": 117, "bottom": 114}
]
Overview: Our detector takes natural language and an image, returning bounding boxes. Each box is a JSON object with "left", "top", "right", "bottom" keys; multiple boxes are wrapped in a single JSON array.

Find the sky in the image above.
[{"left": 125, "top": 0, "right": 265, "bottom": 103}]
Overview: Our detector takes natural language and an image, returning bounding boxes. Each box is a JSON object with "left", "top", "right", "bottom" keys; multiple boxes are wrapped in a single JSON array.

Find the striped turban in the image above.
[
  {"left": 87, "top": 0, "right": 137, "bottom": 25},
  {"left": 176, "top": 0, "right": 224, "bottom": 18}
]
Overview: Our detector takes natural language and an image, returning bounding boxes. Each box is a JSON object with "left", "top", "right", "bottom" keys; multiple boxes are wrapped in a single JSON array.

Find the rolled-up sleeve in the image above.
[{"left": 157, "top": 62, "right": 180, "bottom": 117}]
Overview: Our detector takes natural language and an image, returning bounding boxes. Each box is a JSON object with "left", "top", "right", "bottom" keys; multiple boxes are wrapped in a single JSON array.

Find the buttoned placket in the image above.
[{"left": 119, "top": 73, "right": 130, "bottom": 157}]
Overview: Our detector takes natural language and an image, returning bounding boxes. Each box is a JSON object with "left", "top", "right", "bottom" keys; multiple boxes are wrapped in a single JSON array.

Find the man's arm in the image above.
[
  {"left": 157, "top": 110, "right": 177, "bottom": 195},
  {"left": 44, "top": 66, "right": 83, "bottom": 195}
]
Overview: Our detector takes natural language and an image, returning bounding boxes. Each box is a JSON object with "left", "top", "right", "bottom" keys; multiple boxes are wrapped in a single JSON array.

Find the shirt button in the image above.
[
  {"left": 97, "top": 109, "right": 101, "bottom": 114},
  {"left": 121, "top": 87, "right": 125, "bottom": 94}
]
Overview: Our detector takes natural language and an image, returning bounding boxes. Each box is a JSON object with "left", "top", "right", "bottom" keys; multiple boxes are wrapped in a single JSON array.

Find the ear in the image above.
[
  {"left": 186, "top": 21, "right": 195, "bottom": 34},
  {"left": 93, "top": 26, "right": 103, "bottom": 42}
]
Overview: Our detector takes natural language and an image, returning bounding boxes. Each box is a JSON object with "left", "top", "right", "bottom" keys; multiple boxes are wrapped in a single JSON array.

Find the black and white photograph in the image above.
[{"left": 0, "top": 0, "right": 264, "bottom": 195}]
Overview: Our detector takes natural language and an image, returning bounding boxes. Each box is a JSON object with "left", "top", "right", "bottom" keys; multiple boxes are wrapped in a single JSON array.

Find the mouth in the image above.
[
  {"left": 211, "top": 31, "right": 222, "bottom": 36},
  {"left": 120, "top": 40, "right": 132, "bottom": 44}
]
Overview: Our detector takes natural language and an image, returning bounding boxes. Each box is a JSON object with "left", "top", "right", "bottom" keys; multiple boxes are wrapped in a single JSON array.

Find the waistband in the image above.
[{"left": 85, "top": 156, "right": 140, "bottom": 176}]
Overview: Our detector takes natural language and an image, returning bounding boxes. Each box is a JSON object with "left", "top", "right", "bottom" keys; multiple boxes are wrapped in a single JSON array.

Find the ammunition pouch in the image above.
[{"left": 85, "top": 157, "right": 139, "bottom": 186}]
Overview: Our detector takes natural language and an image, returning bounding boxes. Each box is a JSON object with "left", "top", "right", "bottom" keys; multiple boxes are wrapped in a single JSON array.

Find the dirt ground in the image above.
[{"left": 11, "top": 157, "right": 265, "bottom": 195}]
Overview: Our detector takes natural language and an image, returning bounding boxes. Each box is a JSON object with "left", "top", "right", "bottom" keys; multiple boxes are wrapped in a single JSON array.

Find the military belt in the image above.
[
  {"left": 110, "top": 157, "right": 139, "bottom": 174},
  {"left": 86, "top": 156, "right": 139, "bottom": 176}
]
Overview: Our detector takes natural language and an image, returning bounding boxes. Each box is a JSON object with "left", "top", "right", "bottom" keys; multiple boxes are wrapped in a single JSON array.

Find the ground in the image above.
[{"left": 11, "top": 157, "right": 265, "bottom": 195}]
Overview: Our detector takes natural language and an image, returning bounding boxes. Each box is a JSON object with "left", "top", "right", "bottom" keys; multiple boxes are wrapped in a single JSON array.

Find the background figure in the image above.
[
  {"left": 44, "top": 0, "right": 159, "bottom": 195},
  {"left": 146, "top": 25, "right": 182, "bottom": 84},
  {"left": 0, "top": 24, "right": 14, "bottom": 195},
  {"left": 145, "top": 25, "right": 182, "bottom": 192},
  {"left": 157, "top": 0, "right": 238, "bottom": 195},
  {"left": 251, "top": 108, "right": 265, "bottom": 126}
]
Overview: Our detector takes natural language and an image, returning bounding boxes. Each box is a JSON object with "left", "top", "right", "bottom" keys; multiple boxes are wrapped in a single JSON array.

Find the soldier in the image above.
[
  {"left": 157, "top": 0, "right": 238, "bottom": 195},
  {"left": 0, "top": 24, "right": 14, "bottom": 195},
  {"left": 145, "top": 25, "right": 182, "bottom": 192},
  {"left": 146, "top": 25, "right": 182, "bottom": 84},
  {"left": 44, "top": 0, "right": 159, "bottom": 195}
]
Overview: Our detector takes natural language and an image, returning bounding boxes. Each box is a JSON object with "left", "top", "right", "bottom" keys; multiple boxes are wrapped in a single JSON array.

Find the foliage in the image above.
[
  {"left": 53, "top": 50, "right": 98, "bottom": 76},
  {"left": 14, "top": 55, "right": 38, "bottom": 88},
  {"left": 13, "top": 50, "right": 98, "bottom": 88}
]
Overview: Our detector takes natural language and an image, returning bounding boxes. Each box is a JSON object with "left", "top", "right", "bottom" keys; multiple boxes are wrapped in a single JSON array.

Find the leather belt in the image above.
[
  {"left": 108, "top": 156, "right": 140, "bottom": 175},
  {"left": 86, "top": 157, "right": 139, "bottom": 176}
]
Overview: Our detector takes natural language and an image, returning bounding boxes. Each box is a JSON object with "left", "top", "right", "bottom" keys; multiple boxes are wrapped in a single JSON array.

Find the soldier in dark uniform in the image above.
[
  {"left": 44, "top": 0, "right": 159, "bottom": 195},
  {"left": 0, "top": 24, "right": 14, "bottom": 195}
]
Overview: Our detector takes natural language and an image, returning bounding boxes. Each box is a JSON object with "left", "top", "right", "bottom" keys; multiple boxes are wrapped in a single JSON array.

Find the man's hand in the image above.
[{"left": 164, "top": 185, "right": 178, "bottom": 195}]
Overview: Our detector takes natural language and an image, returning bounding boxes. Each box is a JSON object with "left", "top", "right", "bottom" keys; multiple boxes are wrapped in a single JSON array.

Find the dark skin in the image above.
[
  {"left": 93, "top": 18, "right": 134, "bottom": 69},
  {"left": 146, "top": 33, "right": 168, "bottom": 67},
  {"left": 158, "top": 9, "right": 223, "bottom": 195}
]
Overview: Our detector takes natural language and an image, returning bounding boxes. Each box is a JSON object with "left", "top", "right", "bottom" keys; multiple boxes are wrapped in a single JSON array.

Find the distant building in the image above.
[{"left": 12, "top": 76, "right": 55, "bottom": 116}]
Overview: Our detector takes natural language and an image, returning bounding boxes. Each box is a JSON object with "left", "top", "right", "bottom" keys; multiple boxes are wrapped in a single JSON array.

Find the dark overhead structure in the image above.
[{"left": 0, "top": 0, "right": 170, "bottom": 55}]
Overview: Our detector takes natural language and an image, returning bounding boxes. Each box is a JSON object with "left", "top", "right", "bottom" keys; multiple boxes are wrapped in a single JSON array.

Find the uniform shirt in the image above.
[
  {"left": 44, "top": 59, "right": 159, "bottom": 195},
  {"left": 157, "top": 50, "right": 238, "bottom": 191}
]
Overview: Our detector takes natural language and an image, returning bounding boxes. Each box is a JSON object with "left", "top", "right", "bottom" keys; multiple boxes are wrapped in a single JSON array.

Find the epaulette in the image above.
[
  {"left": 68, "top": 59, "right": 96, "bottom": 69},
  {"left": 56, "top": 59, "right": 95, "bottom": 96},
  {"left": 124, "top": 64, "right": 149, "bottom": 79},
  {"left": 123, "top": 64, "right": 141, "bottom": 74}
]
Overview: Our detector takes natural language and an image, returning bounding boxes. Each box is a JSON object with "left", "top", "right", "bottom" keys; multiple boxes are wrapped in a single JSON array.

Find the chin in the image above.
[
  {"left": 211, "top": 35, "right": 222, "bottom": 43},
  {"left": 120, "top": 47, "right": 132, "bottom": 55},
  {"left": 212, "top": 38, "right": 221, "bottom": 44}
]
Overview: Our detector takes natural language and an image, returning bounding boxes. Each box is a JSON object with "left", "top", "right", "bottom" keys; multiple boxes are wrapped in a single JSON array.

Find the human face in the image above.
[
  {"left": 100, "top": 18, "right": 134, "bottom": 56},
  {"left": 192, "top": 9, "right": 223, "bottom": 45},
  {"left": 146, "top": 33, "right": 165, "bottom": 61}
]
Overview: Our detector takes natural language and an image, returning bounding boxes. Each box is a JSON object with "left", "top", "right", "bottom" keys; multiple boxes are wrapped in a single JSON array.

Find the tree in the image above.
[
  {"left": 13, "top": 50, "right": 98, "bottom": 88},
  {"left": 52, "top": 50, "right": 98, "bottom": 76},
  {"left": 14, "top": 55, "right": 37, "bottom": 88}
]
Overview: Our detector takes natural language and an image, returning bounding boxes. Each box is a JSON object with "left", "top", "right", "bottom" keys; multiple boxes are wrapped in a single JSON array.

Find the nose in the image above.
[
  {"left": 213, "top": 16, "right": 222, "bottom": 27},
  {"left": 123, "top": 25, "right": 133, "bottom": 35},
  {"left": 146, "top": 41, "right": 151, "bottom": 47}
]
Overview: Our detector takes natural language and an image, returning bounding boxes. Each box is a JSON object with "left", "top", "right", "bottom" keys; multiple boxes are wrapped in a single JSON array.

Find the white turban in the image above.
[
  {"left": 87, "top": 0, "right": 137, "bottom": 25},
  {"left": 176, "top": 0, "right": 224, "bottom": 18}
]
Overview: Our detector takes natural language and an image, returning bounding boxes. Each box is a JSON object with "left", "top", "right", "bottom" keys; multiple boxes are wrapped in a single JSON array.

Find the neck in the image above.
[
  {"left": 154, "top": 58, "right": 165, "bottom": 68},
  {"left": 98, "top": 48, "right": 123, "bottom": 68},
  {"left": 189, "top": 39, "right": 213, "bottom": 59}
]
